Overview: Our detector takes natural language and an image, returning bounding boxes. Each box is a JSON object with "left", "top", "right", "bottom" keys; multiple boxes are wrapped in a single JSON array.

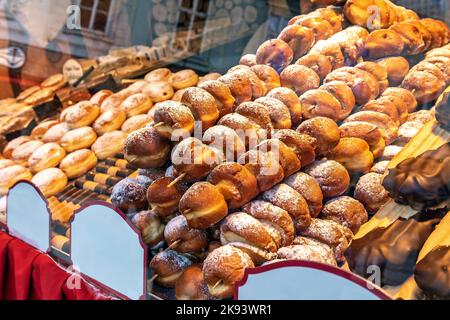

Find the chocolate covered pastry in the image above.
[
  {"left": 383, "top": 143, "right": 450, "bottom": 209},
  {"left": 414, "top": 246, "right": 450, "bottom": 299},
  {"left": 346, "top": 210, "right": 444, "bottom": 286}
]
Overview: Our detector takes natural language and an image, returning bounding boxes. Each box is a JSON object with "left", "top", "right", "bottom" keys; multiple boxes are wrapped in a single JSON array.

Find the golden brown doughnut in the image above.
[
  {"left": 319, "top": 81, "right": 356, "bottom": 120},
  {"left": 280, "top": 64, "right": 320, "bottom": 96},
  {"left": 297, "top": 117, "right": 340, "bottom": 157},
  {"left": 131, "top": 210, "right": 165, "bottom": 247},
  {"left": 60, "top": 127, "right": 97, "bottom": 153},
  {"left": 126, "top": 80, "right": 148, "bottom": 94},
  {"left": 175, "top": 264, "right": 212, "bottom": 301},
  {"left": 355, "top": 61, "right": 389, "bottom": 93},
  {"left": 382, "top": 87, "right": 418, "bottom": 113},
  {"left": 42, "top": 122, "right": 70, "bottom": 143},
  {"left": 198, "top": 80, "right": 235, "bottom": 118},
  {"left": 180, "top": 182, "right": 229, "bottom": 229},
  {"left": 93, "top": 108, "right": 126, "bottom": 136},
  {"left": 425, "top": 55, "right": 450, "bottom": 84},
  {"left": 92, "top": 131, "right": 128, "bottom": 160},
  {"left": 425, "top": 47, "right": 450, "bottom": 59},
  {"left": 284, "top": 172, "right": 323, "bottom": 218},
  {"left": 31, "top": 168, "right": 68, "bottom": 197},
  {"left": 344, "top": 0, "right": 397, "bottom": 30},
  {"left": 250, "top": 65, "right": 281, "bottom": 93},
  {"left": 59, "top": 149, "right": 97, "bottom": 179},
  {"left": 364, "top": 29, "right": 404, "bottom": 59},
  {"left": 170, "top": 70, "right": 199, "bottom": 90},
  {"left": 370, "top": 161, "right": 390, "bottom": 175},
  {"left": 12, "top": 140, "right": 44, "bottom": 165},
  {"left": 100, "top": 94, "right": 127, "bottom": 113},
  {"left": 31, "top": 120, "right": 60, "bottom": 139},
  {"left": 239, "top": 54, "right": 257, "bottom": 67},
  {"left": 305, "top": 160, "right": 350, "bottom": 199},
  {"left": 266, "top": 87, "right": 303, "bottom": 126},
  {"left": 278, "top": 24, "right": 315, "bottom": 60},
  {"left": 120, "top": 93, "right": 153, "bottom": 118},
  {"left": 172, "top": 88, "right": 188, "bottom": 102},
  {"left": 153, "top": 101, "right": 195, "bottom": 139},
  {"left": 296, "top": 53, "right": 332, "bottom": 81},
  {"left": 203, "top": 125, "right": 246, "bottom": 162},
  {"left": 255, "top": 97, "right": 292, "bottom": 130},
  {"left": 421, "top": 18, "right": 450, "bottom": 49},
  {"left": 411, "top": 61, "right": 447, "bottom": 83},
  {"left": 0, "top": 159, "right": 15, "bottom": 170},
  {"left": 345, "top": 111, "right": 399, "bottom": 145},
  {"left": 321, "top": 196, "right": 368, "bottom": 233},
  {"left": 218, "top": 70, "right": 253, "bottom": 107},
  {"left": 3, "top": 136, "right": 32, "bottom": 159},
  {"left": 217, "top": 113, "right": 264, "bottom": 148},
  {"left": 376, "top": 56, "right": 410, "bottom": 86},
  {"left": 378, "top": 95, "right": 408, "bottom": 124},
  {"left": 329, "top": 137, "right": 374, "bottom": 174},
  {"left": 41, "top": 74, "right": 66, "bottom": 89},
  {"left": 273, "top": 129, "right": 317, "bottom": 168},
  {"left": 150, "top": 250, "right": 193, "bottom": 288},
  {"left": 28, "top": 143, "right": 66, "bottom": 173},
  {"left": 308, "top": 8, "right": 343, "bottom": 33},
  {"left": 147, "top": 177, "right": 188, "bottom": 219},
  {"left": 121, "top": 114, "right": 152, "bottom": 134},
  {"left": 61, "top": 101, "right": 100, "bottom": 129},
  {"left": 389, "top": 21, "right": 427, "bottom": 55},
  {"left": 165, "top": 215, "right": 208, "bottom": 254},
  {"left": 255, "top": 39, "right": 294, "bottom": 73},
  {"left": 235, "top": 102, "right": 274, "bottom": 132},
  {"left": 124, "top": 127, "right": 170, "bottom": 168},
  {"left": 300, "top": 89, "right": 343, "bottom": 122},
  {"left": 310, "top": 40, "right": 345, "bottom": 70},
  {"left": 401, "top": 70, "right": 445, "bottom": 105},
  {"left": 16, "top": 86, "right": 40, "bottom": 102},
  {"left": 142, "top": 81, "right": 174, "bottom": 103},
  {"left": 89, "top": 90, "right": 113, "bottom": 106},
  {"left": 339, "top": 121, "right": 385, "bottom": 158},
  {"left": 0, "top": 165, "right": 32, "bottom": 195},
  {"left": 354, "top": 172, "right": 390, "bottom": 214},
  {"left": 181, "top": 87, "right": 220, "bottom": 131},
  {"left": 257, "top": 139, "right": 301, "bottom": 177},
  {"left": 203, "top": 245, "right": 254, "bottom": 299},
  {"left": 362, "top": 99, "right": 401, "bottom": 126},
  {"left": 227, "top": 65, "right": 267, "bottom": 100},
  {"left": 293, "top": 16, "right": 333, "bottom": 41},
  {"left": 24, "top": 88, "right": 54, "bottom": 106},
  {"left": 145, "top": 68, "right": 172, "bottom": 82}
]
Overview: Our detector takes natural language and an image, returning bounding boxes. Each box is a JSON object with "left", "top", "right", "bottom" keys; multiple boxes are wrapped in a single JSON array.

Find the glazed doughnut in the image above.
[
  {"left": 401, "top": 70, "right": 445, "bottom": 105},
  {"left": 227, "top": 65, "right": 267, "bottom": 100},
  {"left": 179, "top": 182, "right": 228, "bottom": 229},
  {"left": 145, "top": 68, "right": 172, "bottom": 82},
  {"left": 59, "top": 149, "right": 97, "bottom": 179},
  {"left": 239, "top": 54, "right": 257, "bottom": 67},
  {"left": 321, "top": 196, "right": 368, "bottom": 233},
  {"left": 121, "top": 114, "right": 152, "bottom": 133},
  {"left": 362, "top": 99, "right": 401, "bottom": 126},
  {"left": 310, "top": 40, "right": 345, "bottom": 70},
  {"left": 344, "top": 0, "right": 398, "bottom": 30},
  {"left": 131, "top": 210, "right": 165, "bottom": 248},
  {"left": 255, "top": 97, "right": 293, "bottom": 130},
  {"left": 411, "top": 61, "right": 447, "bottom": 83},
  {"left": 124, "top": 127, "right": 170, "bottom": 168},
  {"left": 382, "top": 87, "right": 418, "bottom": 113},
  {"left": 28, "top": 143, "right": 66, "bottom": 173},
  {"left": 203, "top": 245, "right": 254, "bottom": 299},
  {"left": 147, "top": 177, "right": 188, "bottom": 219},
  {"left": 31, "top": 120, "right": 60, "bottom": 139},
  {"left": 235, "top": 102, "right": 274, "bottom": 132},
  {"left": 339, "top": 121, "right": 385, "bottom": 158},
  {"left": 364, "top": 29, "right": 404, "bottom": 59},
  {"left": 170, "top": 70, "right": 199, "bottom": 90},
  {"left": 142, "top": 81, "right": 174, "bottom": 103},
  {"left": 293, "top": 16, "right": 333, "bottom": 41},
  {"left": 354, "top": 172, "right": 390, "bottom": 214},
  {"left": 198, "top": 80, "right": 235, "bottom": 118},
  {"left": 181, "top": 88, "right": 220, "bottom": 131},
  {"left": 60, "top": 127, "right": 97, "bottom": 152},
  {"left": 238, "top": 150, "right": 284, "bottom": 192},
  {"left": 165, "top": 215, "right": 208, "bottom": 253},
  {"left": 12, "top": 140, "right": 44, "bottom": 165},
  {"left": 425, "top": 55, "right": 450, "bottom": 84},
  {"left": 355, "top": 61, "right": 389, "bottom": 93},
  {"left": 319, "top": 81, "right": 356, "bottom": 119},
  {"left": 257, "top": 139, "right": 301, "bottom": 177},
  {"left": 0, "top": 159, "right": 15, "bottom": 170},
  {"left": 175, "top": 264, "right": 212, "bottom": 301},
  {"left": 255, "top": 39, "right": 294, "bottom": 73},
  {"left": 42, "top": 122, "right": 70, "bottom": 143},
  {"left": 376, "top": 57, "right": 410, "bottom": 86},
  {"left": 284, "top": 172, "right": 323, "bottom": 218},
  {"left": 379, "top": 145, "right": 403, "bottom": 162},
  {"left": 329, "top": 137, "right": 374, "bottom": 174},
  {"left": 308, "top": 7, "right": 343, "bottom": 33},
  {"left": 250, "top": 65, "right": 281, "bottom": 93},
  {"left": 0, "top": 165, "right": 32, "bottom": 195},
  {"left": 89, "top": 90, "right": 113, "bottom": 106},
  {"left": 273, "top": 129, "right": 317, "bottom": 167},
  {"left": 218, "top": 70, "right": 252, "bottom": 106},
  {"left": 150, "top": 250, "right": 193, "bottom": 288},
  {"left": 345, "top": 111, "right": 399, "bottom": 145},
  {"left": 370, "top": 161, "right": 390, "bottom": 175},
  {"left": 389, "top": 21, "right": 429, "bottom": 55},
  {"left": 280, "top": 64, "right": 320, "bottom": 96},
  {"left": 152, "top": 101, "right": 195, "bottom": 139},
  {"left": 374, "top": 95, "right": 407, "bottom": 124},
  {"left": 31, "top": 168, "right": 68, "bottom": 197},
  {"left": 420, "top": 18, "right": 449, "bottom": 49},
  {"left": 300, "top": 89, "right": 343, "bottom": 122},
  {"left": 203, "top": 125, "right": 246, "bottom": 162},
  {"left": 172, "top": 138, "right": 223, "bottom": 182},
  {"left": 305, "top": 160, "right": 350, "bottom": 199},
  {"left": 262, "top": 184, "right": 311, "bottom": 231},
  {"left": 3, "top": 136, "right": 32, "bottom": 159},
  {"left": 326, "top": 26, "right": 369, "bottom": 66},
  {"left": 100, "top": 94, "right": 127, "bottom": 113},
  {"left": 61, "top": 101, "right": 100, "bottom": 129},
  {"left": 278, "top": 24, "right": 315, "bottom": 60},
  {"left": 297, "top": 117, "right": 340, "bottom": 157},
  {"left": 242, "top": 200, "right": 295, "bottom": 247},
  {"left": 91, "top": 131, "right": 128, "bottom": 160},
  {"left": 120, "top": 93, "right": 153, "bottom": 117},
  {"left": 266, "top": 87, "right": 302, "bottom": 126},
  {"left": 296, "top": 53, "right": 332, "bottom": 81}
]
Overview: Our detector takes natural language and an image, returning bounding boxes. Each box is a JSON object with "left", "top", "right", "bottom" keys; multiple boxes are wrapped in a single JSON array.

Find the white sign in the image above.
[
  {"left": 70, "top": 203, "right": 147, "bottom": 300},
  {"left": 0, "top": 47, "right": 26, "bottom": 69},
  {"left": 236, "top": 261, "right": 391, "bottom": 300},
  {"left": 6, "top": 181, "right": 51, "bottom": 253}
]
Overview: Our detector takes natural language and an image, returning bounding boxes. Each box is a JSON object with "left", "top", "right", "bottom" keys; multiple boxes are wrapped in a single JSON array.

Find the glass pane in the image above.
[
  {"left": 80, "top": 8, "right": 92, "bottom": 28},
  {"left": 197, "top": 0, "right": 209, "bottom": 13},
  {"left": 80, "top": 0, "right": 94, "bottom": 7},
  {"left": 181, "top": 0, "right": 194, "bottom": 9},
  {"left": 93, "top": 13, "right": 108, "bottom": 32},
  {"left": 97, "top": 0, "right": 112, "bottom": 13}
]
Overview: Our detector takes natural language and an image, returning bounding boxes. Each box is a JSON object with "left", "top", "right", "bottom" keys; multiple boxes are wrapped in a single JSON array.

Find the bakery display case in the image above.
[{"left": 0, "top": 0, "right": 450, "bottom": 301}]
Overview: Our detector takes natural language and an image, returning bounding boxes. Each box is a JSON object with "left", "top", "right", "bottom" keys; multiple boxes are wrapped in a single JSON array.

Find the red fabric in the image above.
[{"left": 0, "top": 231, "right": 113, "bottom": 300}]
